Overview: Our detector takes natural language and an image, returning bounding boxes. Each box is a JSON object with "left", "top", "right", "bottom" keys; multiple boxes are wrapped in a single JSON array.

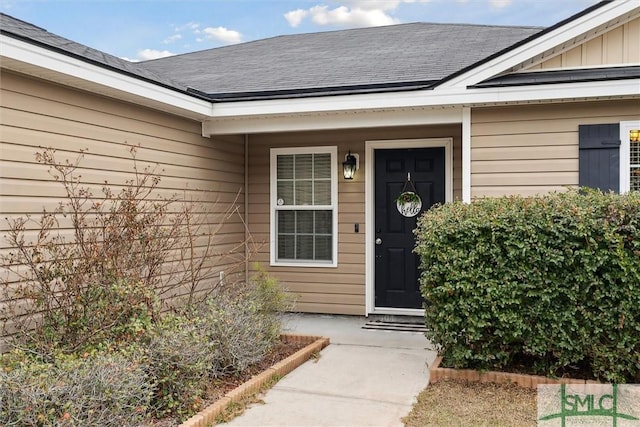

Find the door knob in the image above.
[{"left": 375, "top": 238, "right": 382, "bottom": 245}]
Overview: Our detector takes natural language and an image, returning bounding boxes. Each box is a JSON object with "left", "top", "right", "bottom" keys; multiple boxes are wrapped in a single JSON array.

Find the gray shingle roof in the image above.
[
  {"left": 1, "top": 12, "right": 544, "bottom": 101},
  {"left": 139, "top": 23, "right": 542, "bottom": 99},
  {"left": 2, "top": 3, "right": 625, "bottom": 102},
  {"left": 0, "top": 13, "right": 191, "bottom": 94}
]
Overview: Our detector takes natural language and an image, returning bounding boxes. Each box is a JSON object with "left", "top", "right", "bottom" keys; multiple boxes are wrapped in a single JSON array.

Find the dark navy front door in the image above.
[{"left": 374, "top": 147, "right": 445, "bottom": 309}]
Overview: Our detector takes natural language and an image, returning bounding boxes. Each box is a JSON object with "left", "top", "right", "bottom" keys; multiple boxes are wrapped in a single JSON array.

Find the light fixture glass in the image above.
[
  {"left": 630, "top": 129, "right": 640, "bottom": 142},
  {"left": 342, "top": 151, "right": 357, "bottom": 180}
]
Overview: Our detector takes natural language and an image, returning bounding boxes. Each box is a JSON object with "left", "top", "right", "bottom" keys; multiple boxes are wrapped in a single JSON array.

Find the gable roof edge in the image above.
[
  {"left": 437, "top": 0, "right": 639, "bottom": 89},
  {"left": 0, "top": 32, "right": 214, "bottom": 120}
]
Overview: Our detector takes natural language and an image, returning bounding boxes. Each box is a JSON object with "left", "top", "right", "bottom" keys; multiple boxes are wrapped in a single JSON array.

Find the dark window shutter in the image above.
[{"left": 578, "top": 123, "right": 620, "bottom": 192}]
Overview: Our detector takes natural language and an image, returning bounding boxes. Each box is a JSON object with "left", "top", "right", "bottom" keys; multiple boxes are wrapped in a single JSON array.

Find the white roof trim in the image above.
[
  {"left": 203, "top": 106, "right": 463, "bottom": 135},
  {"left": 204, "top": 78, "right": 639, "bottom": 134},
  {"left": 0, "top": 34, "right": 213, "bottom": 119},
  {"left": 438, "top": 0, "right": 640, "bottom": 89},
  {"left": 208, "top": 78, "right": 639, "bottom": 120}
]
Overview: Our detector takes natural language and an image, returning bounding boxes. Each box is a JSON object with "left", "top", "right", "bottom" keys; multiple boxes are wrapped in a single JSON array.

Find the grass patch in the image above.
[
  {"left": 213, "top": 373, "right": 282, "bottom": 424},
  {"left": 402, "top": 379, "right": 537, "bottom": 427}
]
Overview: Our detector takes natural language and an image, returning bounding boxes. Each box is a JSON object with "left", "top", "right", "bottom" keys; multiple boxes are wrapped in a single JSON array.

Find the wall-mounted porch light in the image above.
[
  {"left": 630, "top": 129, "right": 640, "bottom": 142},
  {"left": 342, "top": 151, "right": 359, "bottom": 180}
]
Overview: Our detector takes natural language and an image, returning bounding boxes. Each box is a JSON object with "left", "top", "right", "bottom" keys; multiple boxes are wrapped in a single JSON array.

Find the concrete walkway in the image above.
[{"left": 221, "top": 314, "right": 438, "bottom": 427}]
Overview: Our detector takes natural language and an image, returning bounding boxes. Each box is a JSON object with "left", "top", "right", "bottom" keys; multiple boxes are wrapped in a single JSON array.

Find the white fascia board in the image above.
[
  {"left": 438, "top": 0, "right": 640, "bottom": 89},
  {"left": 203, "top": 107, "right": 462, "bottom": 135},
  {"left": 441, "top": 78, "right": 640, "bottom": 105},
  {"left": 210, "top": 89, "right": 439, "bottom": 118},
  {"left": 1, "top": 35, "right": 213, "bottom": 118},
  {"left": 206, "top": 78, "right": 639, "bottom": 129}
]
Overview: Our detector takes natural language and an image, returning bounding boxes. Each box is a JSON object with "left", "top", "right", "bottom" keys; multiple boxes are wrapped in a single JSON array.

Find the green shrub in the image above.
[
  {"left": 0, "top": 350, "right": 152, "bottom": 427},
  {"left": 0, "top": 271, "right": 292, "bottom": 425},
  {"left": 19, "top": 277, "right": 156, "bottom": 356},
  {"left": 143, "top": 314, "right": 217, "bottom": 420},
  {"left": 141, "top": 270, "right": 291, "bottom": 421},
  {"left": 415, "top": 189, "right": 640, "bottom": 383},
  {"left": 197, "top": 270, "right": 294, "bottom": 376}
]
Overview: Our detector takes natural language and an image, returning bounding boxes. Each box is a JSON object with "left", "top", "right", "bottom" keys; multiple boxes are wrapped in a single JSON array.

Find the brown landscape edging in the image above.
[
  {"left": 180, "top": 334, "right": 330, "bottom": 427},
  {"left": 429, "top": 356, "right": 601, "bottom": 389}
]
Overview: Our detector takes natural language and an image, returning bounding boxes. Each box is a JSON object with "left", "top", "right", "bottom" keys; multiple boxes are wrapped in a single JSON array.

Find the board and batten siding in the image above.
[
  {"left": 247, "top": 125, "right": 462, "bottom": 315},
  {"left": 470, "top": 100, "right": 640, "bottom": 198},
  {"left": 0, "top": 71, "right": 246, "bottom": 337},
  {"left": 525, "top": 16, "right": 640, "bottom": 70}
]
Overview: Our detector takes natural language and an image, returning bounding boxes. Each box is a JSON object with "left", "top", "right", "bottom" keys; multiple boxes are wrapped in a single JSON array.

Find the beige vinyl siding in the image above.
[
  {"left": 471, "top": 100, "right": 640, "bottom": 198},
  {"left": 247, "top": 125, "right": 461, "bottom": 315},
  {"left": 1, "top": 71, "right": 245, "bottom": 337},
  {"left": 527, "top": 17, "right": 640, "bottom": 70}
]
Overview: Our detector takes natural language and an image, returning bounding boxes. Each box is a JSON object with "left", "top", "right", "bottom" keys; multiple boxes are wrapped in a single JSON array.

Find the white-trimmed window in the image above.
[
  {"left": 270, "top": 146, "right": 338, "bottom": 267},
  {"left": 620, "top": 120, "right": 640, "bottom": 193}
]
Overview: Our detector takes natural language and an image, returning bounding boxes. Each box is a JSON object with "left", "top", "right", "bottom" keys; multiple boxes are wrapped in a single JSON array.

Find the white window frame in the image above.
[
  {"left": 620, "top": 120, "right": 640, "bottom": 194},
  {"left": 270, "top": 146, "right": 338, "bottom": 267}
]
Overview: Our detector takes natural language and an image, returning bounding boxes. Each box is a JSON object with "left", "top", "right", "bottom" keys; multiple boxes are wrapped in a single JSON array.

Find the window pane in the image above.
[
  {"left": 297, "top": 211, "right": 314, "bottom": 234},
  {"left": 277, "top": 181, "right": 294, "bottom": 205},
  {"left": 315, "top": 211, "right": 332, "bottom": 234},
  {"left": 631, "top": 169, "right": 640, "bottom": 192},
  {"left": 278, "top": 211, "right": 295, "bottom": 233},
  {"left": 277, "top": 155, "right": 293, "bottom": 179},
  {"left": 296, "top": 235, "right": 314, "bottom": 259},
  {"left": 295, "top": 154, "right": 313, "bottom": 179},
  {"left": 278, "top": 235, "right": 295, "bottom": 259},
  {"left": 276, "top": 210, "right": 333, "bottom": 262},
  {"left": 314, "top": 180, "right": 331, "bottom": 205},
  {"left": 631, "top": 139, "right": 639, "bottom": 164},
  {"left": 295, "top": 180, "right": 313, "bottom": 205},
  {"left": 314, "top": 154, "right": 331, "bottom": 179},
  {"left": 315, "top": 236, "right": 332, "bottom": 261}
]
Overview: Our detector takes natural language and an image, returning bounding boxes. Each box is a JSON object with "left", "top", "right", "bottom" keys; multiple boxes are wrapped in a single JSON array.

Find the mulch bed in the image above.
[
  {"left": 149, "top": 338, "right": 307, "bottom": 426},
  {"left": 202, "top": 340, "right": 307, "bottom": 403}
]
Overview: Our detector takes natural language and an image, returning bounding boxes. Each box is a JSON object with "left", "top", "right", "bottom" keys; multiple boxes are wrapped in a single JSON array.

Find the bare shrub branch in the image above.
[{"left": 1, "top": 145, "right": 257, "bottom": 354}]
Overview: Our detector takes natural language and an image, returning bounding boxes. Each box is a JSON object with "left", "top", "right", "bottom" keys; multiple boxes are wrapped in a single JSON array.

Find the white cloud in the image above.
[
  {"left": 136, "top": 49, "right": 175, "bottom": 60},
  {"left": 308, "top": 5, "right": 400, "bottom": 27},
  {"left": 340, "top": 0, "right": 431, "bottom": 10},
  {"left": 284, "top": 0, "right": 432, "bottom": 28},
  {"left": 284, "top": 9, "right": 309, "bottom": 27},
  {"left": 489, "top": 0, "right": 512, "bottom": 9},
  {"left": 201, "top": 26, "right": 243, "bottom": 44},
  {"left": 174, "top": 22, "right": 200, "bottom": 32},
  {"left": 162, "top": 34, "right": 182, "bottom": 44}
]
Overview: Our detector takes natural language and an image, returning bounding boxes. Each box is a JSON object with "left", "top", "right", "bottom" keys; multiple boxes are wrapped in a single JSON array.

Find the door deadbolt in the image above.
[{"left": 375, "top": 238, "right": 382, "bottom": 245}]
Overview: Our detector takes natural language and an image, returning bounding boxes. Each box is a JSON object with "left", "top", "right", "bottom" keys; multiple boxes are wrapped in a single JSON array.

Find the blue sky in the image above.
[{"left": 1, "top": 0, "right": 601, "bottom": 61}]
